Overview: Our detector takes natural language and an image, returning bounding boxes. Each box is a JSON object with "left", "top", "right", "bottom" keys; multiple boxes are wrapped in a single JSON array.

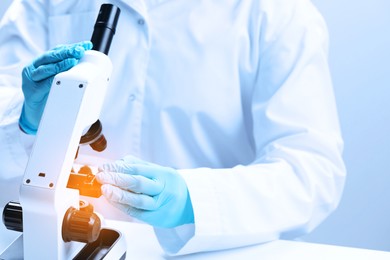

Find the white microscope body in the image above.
[
  {"left": 1, "top": 4, "right": 125, "bottom": 259},
  {"left": 19, "top": 50, "right": 113, "bottom": 259}
]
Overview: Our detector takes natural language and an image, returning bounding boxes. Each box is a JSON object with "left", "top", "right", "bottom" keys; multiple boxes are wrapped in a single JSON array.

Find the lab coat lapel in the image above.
[
  {"left": 116, "top": 0, "right": 147, "bottom": 18},
  {"left": 118, "top": 0, "right": 173, "bottom": 12}
]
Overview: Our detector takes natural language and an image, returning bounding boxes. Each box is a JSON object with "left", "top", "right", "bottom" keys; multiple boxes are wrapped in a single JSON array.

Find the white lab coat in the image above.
[{"left": 0, "top": 0, "right": 346, "bottom": 255}]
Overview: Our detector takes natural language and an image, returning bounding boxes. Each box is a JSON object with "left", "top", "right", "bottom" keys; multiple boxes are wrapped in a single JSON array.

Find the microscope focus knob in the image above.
[
  {"left": 62, "top": 207, "right": 101, "bottom": 243},
  {"left": 2, "top": 201, "right": 23, "bottom": 232}
]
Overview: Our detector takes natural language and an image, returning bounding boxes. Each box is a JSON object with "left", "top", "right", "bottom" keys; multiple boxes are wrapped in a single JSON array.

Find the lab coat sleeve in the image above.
[
  {"left": 0, "top": 1, "right": 47, "bottom": 208},
  {"left": 154, "top": 1, "right": 346, "bottom": 255}
]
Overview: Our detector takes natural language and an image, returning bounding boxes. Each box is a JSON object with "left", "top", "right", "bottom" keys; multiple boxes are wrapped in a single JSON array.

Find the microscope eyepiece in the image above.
[
  {"left": 79, "top": 4, "right": 120, "bottom": 153},
  {"left": 91, "top": 4, "right": 121, "bottom": 55}
]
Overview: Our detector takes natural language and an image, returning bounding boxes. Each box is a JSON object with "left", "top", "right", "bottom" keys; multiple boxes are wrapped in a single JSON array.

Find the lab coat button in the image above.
[
  {"left": 129, "top": 94, "right": 136, "bottom": 101},
  {"left": 138, "top": 19, "right": 145, "bottom": 25}
]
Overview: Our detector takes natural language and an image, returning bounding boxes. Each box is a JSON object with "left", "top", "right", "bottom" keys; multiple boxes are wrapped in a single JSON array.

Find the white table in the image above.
[
  {"left": 1, "top": 220, "right": 390, "bottom": 259},
  {"left": 107, "top": 220, "right": 390, "bottom": 260}
]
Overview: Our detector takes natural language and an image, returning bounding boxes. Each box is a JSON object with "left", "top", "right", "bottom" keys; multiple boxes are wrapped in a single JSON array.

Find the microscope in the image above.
[{"left": 1, "top": 4, "right": 126, "bottom": 259}]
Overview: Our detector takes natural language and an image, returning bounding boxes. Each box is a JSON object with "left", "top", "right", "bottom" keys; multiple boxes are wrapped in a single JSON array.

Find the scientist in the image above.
[{"left": 0, "top": 0, "right": 346, "bottom": 255}]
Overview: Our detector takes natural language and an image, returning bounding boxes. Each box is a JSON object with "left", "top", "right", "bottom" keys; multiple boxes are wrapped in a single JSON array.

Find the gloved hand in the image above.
[
  {"left": 19, "top": 41, "right": 93, "bottom": 134},
  {"left": 96, "top": 155, "right": 195, "bottom": 228}
]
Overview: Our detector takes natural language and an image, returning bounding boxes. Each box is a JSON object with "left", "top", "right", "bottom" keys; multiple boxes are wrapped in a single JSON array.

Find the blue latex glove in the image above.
[
  {"left": 19, "top": 41, "right": 93, "bottom": 134},
  {"left": 96, "top": 156, "right": 195, "bottom": 228}
]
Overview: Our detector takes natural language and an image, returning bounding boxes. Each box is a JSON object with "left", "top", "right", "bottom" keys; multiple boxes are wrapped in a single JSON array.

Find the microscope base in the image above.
[
  {"left": 0, "top": 228, "right": 126, "bottom": 260},
  {"left": 0, "top": 234, "right": 23, "bottom": 260}
]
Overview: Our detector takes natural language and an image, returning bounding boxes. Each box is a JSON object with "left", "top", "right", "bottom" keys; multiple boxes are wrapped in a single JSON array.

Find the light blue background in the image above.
[
  {"left": 1, "top": 0, "right": 389, "bottom": 252},
  {"left": 303, "top": 0, "right": 390, "bottom": 251}
]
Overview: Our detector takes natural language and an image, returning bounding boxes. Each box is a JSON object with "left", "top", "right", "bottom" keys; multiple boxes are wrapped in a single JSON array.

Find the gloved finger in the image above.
[
  {"left": 33, "top": 41, "right": 92, "bottom": 67},
  {"left": 105, "top": 201, "right": 145, "bottom": 220},
  {"left": 51, "top": 41, "right": 92, "bottom": 51},
  {"left": 99, "top": 155, "right": 153, "bottom": 173},
  {"left": 96, "top": 171, "right": 163, "bottom": 196},
  {"left": 101, "top": 184, "right": 160, "bottom": 210},
  {"left": 102, "top": 162, "right": 170, "bottom": 180},
  {"left": 120, "top": 164, "right": 172, "bottom": 180},
  {"left": 30, "top": 58, "right": 78, "bottom": 81},
  {"left": 33, "top": 46, "right": 83, "bottom": 68}
]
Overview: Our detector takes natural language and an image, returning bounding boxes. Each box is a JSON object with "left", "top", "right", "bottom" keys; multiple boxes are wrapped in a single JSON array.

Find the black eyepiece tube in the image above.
[
  {"left": 79, "top": 4, "right": 120, "bottom": 153},
  {"left": 91, "top": 4, "right": 121, "bottom": 55}
]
